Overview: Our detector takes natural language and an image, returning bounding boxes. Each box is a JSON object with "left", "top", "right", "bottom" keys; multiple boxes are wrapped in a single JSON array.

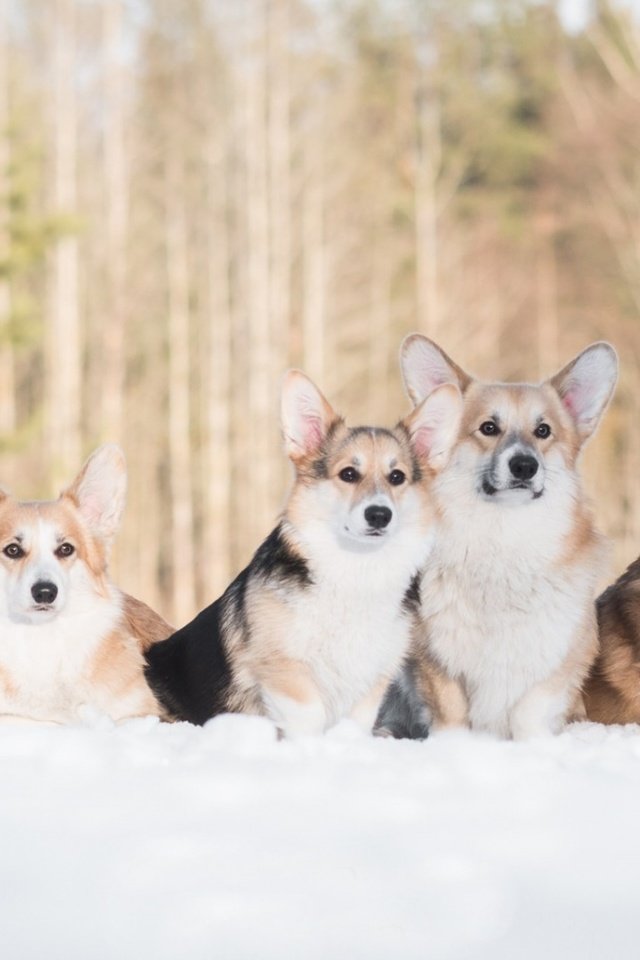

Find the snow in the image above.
[{"left": 2, "top": 716, "right": 640, "bottom": 960}]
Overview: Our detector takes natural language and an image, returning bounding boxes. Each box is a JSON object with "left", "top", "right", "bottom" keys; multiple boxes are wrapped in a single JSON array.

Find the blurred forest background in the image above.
[{"left": 1, "top": 0, "right": 639, "bottom": 626}]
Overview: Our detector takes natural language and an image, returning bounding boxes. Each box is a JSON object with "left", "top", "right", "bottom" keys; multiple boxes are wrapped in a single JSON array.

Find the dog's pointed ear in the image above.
[
  {"left": 402, "top": 382, "right": 463, "bottom": 472},
  {"left": 281, "top": 370, "right": 341, "bottom": 462},
  {"left": 400, "top": 334, "right": 473, "bottom": 407},
  {"left": 548, "top": 342, "right": 618, "bottom": 443},
  {"left": 62, "top": 444, "right": 127, "bottom": 541}
]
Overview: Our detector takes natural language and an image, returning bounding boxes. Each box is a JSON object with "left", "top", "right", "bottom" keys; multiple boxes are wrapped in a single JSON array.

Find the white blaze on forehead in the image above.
[{"left": 29, "top": 518, "right": 64, "bottom": 578}]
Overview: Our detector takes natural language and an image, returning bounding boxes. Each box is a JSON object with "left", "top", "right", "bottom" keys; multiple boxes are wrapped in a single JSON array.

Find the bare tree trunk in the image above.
[
  {"left": 165, "top": 152, "right": 196, "bottom": 625},
  {"left": 367, "top": 236, "right": 392, "bottom": 421},
  {"left": 535, "top": 211, "right": 559, "bottom": 377},
  {"left": 244, "top": 0, "right": 273, "bottom": 543},
  {"left": 301, "top": 116, "right": 326, "bottom": 386},
  {"left": 414, "top": 89, "right": 441, "bottom": 337},
  {"left": 267, "top": 0, "right": 291, "bottom": 364},
  {"left": 47, "top": 0, "right": 81, "bottom": 481},
  {"left": 101, "top": 0, "right": 128, "bottom": 440},
  {"left": 203, "top": 124, "right": 233, "bottom": 598},
  {"left": 0, "top": 17, "right": 15, "bottom": 441}
]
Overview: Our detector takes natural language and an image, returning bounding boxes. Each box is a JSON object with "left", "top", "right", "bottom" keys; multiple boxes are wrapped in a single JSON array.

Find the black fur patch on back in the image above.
[
  {"left": 251, "top": 524, "right": 312, "bottom": 587},
  {"left": 144, "top": 524, "right": 311, "bottom": 724},
  {"left": 144, "top": 597, "right": 233, "bottom": 725}
]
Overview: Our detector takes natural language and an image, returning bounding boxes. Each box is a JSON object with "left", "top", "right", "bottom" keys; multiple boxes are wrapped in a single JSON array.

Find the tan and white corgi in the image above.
[
  {"left": 145, "top": 370, "right": 463, "bottom": 737},
  {"left": 382, "top": 336, "right": 617, "bottom": 740},
  {"left": 0, "top": 444, "right": 171, "bottom": 724}
]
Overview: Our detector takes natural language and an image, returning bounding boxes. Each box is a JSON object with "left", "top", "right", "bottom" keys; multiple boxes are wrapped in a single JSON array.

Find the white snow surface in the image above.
[{"left": 2, "top": 715, "right": 640, "bottom": 959}]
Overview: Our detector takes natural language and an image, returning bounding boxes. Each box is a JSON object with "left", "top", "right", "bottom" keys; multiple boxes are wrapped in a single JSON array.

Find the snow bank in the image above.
[{"left": 2, "top": 715, "right": 640, "bottom": 959}]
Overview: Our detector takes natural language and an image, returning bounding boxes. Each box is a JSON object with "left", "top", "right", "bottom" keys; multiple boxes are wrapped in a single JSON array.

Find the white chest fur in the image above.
[
  {"left": 421, "top": 489, "right": 601, "bottom": 737},
  {"left": 284, "top": 524, "right": 432, "bottom": 726},
  {"left": 0, "top": 592, "right": 122, "bottom": 723}
]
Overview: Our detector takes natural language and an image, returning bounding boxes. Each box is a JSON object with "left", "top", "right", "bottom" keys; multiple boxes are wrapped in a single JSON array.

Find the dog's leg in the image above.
[
  {"left": 414, "top": 657, "right": 469, "bottom": 732},
  {"left": 258, "top": 658, "right": 326, "bottom": 738},
  {"left": 0, "top": 715, "right": 60, "bottom": 726},
  {"left": 349, "top": 678, "right": 391, "bottom": 734},
  {"left": 509, "top": 682, "right": 570, "bottom": 740},
  {"left": 510, "top": 621, "right": 597, "bottom": 739}
]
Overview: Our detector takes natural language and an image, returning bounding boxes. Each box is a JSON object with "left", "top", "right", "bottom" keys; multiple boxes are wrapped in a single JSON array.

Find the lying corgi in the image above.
[
  {"left": 145, "top": 370, "right": 463, "bottom": 737},
  {"left": 584, "top": 558, "right": 640, "bottom": 724},
  {"left": 380, "top": 336, "right": 617, "bottom": 740},
  {"left": 0, "top": 444, "right": 171, "bottom": 723}
]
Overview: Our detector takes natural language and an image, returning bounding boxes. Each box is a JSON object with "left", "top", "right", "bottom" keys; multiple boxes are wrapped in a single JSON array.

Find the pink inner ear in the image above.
[
  {"left": 412, "top": 424, "right": 435, "bottom": 458},
  {"left": 78, "top": 491, "right": 104, "bottom": 526},
  {"left": 561, "top": 383, "right": 584, "bottom": 422},
  {"left": 302, "top": 414, "right": 324, "bottom": 453}
]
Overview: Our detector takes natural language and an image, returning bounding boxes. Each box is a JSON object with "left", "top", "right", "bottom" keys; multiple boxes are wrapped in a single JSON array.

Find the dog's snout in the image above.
[
  {"left": 31, "top": 581, "right": 58, "bottom": 606},
  {"left": 509, "top": 454, "right": 539, "bottom": 482},
  {"left": 364, "top": 505, "right": 392, "bottom": 530}
]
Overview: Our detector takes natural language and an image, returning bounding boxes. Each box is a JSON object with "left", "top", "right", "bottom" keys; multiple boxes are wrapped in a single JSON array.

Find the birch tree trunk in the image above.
[
  {"left": 301, "top": 112, "right": 326, "bottom": 386},
  {"left": 244, "top": 0, "right": 273, "bottom": 544},
  {"left": 47, "top": 0, "right": 81, "bottom": 481},
  {"left": 0, "top": 17, "right": 15, "bottom": 441},
  {"left": 414, "top": 88, "right": 441, "bottom": 338},
  {"left": 203, "top": 120, "right": 233, "bottom": 598},
  {"left": 101, "top": 0, "right": 128, "bottom": 441},
  {"left": 165, "top": 151, "right": 196, "bottom": 625},
  {"left": 535, "top": 211, "right": 559, "bottom": 378}
]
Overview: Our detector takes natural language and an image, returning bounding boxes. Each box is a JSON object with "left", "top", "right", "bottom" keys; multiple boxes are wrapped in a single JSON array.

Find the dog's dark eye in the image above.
[
  {"left": 56, "top": 543, "right": 75, "bottom": 558},
  {"left": 534, "top": 423, "right": 551, "bottom": 439},
  {"left": 338, "top": 467, "right": 360, "bottom": 483},
  {"left": 389, "top": 469, "right": 406, "bottom": 486},
  {"left": 479, "top": 421, "right": 499, "bottom": 437},
  {"left": 3, "top": 543, "right": 24, "bottom": 560}
]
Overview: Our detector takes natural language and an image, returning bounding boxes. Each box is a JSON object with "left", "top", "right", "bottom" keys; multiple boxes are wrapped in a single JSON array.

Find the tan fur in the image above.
[
  {"left": 122, "top": 593, "right": 173, "bottom": 652},
  {"left": 0, "top": 663, "right": 17, "bottom": 700},
  {"left": 584, "top": 558, "right": 640, "bottom": 724},
  {"left": 413, "top": 653, "right": 469, "bottom": 731}
]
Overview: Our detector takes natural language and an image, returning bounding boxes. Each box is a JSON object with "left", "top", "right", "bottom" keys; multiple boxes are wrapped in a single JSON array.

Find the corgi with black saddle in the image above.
[{"left": 145, "top": 369, "right": 463, "bottom": 737}]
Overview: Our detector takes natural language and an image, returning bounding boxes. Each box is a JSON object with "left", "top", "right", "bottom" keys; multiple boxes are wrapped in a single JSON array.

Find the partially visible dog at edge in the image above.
[
  {"left": 584, "top": 558, "right": 640, "bottom": 725},
  {"left": 145, "top": 369, "right": 463, "bottom": 738},
  {"left": 0, "top": 444, "right": 172, "bottom": 724},
  {"left": 378, "top": 336, "right": 618, "bottom": 741}
]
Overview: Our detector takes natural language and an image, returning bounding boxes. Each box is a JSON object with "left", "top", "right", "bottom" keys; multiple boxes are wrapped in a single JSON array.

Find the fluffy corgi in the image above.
[
  {"left": 584, "top": 559, "right": 640, "bottom": 724},
  {"left": 381, "top": 336, "right": 617, "bottom": 740},
  {"left": 145, "top": 370, "right": 463, "bottom": 737},
  {"left": 0, "top": 444, "right": 171, "bottom": 724}
]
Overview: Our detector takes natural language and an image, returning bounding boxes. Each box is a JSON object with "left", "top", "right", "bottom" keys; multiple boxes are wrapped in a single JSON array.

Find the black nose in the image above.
[
  {"left": 31, "top": 581, "right": 58, "bottom": 605},
  {"left": 364, "top": 505, "right": 392, "bottom": 529},
  {"left": 509, "top": 454, "right": 539, "bottom": 482}
]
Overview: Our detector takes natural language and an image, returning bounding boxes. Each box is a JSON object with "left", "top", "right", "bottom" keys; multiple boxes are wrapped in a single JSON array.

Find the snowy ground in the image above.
[{"left": 3, "top": 716, "right": 640, "bottom": 960}]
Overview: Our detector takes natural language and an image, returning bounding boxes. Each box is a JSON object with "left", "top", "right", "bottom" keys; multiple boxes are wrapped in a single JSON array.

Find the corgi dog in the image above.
[
  {"left": 584, "top": 558, "right": 640, "bottom": 725},
  {"left": 145, "top": 370, "right": 463, "bottom": 737},
  {"left": 0, "top": 444, "right": 171, "bottom": 724},
  {"left": 380, "top": 336, "right": 617, "bottom": 740}
]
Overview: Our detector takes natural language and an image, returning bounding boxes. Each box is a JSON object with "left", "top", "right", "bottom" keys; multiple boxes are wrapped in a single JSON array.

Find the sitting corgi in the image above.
[
  {"left": 0, "top": 444, "right": 171, "bottom": 723},
  {"left": 584, "top": 558, "right": 640, "bottom": 725},
  {"left": 380, "top": 336, "right": 617, "bottom": 740},
  {"left": 145, "top": 370, "right": 463, "bottom": 737}
]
